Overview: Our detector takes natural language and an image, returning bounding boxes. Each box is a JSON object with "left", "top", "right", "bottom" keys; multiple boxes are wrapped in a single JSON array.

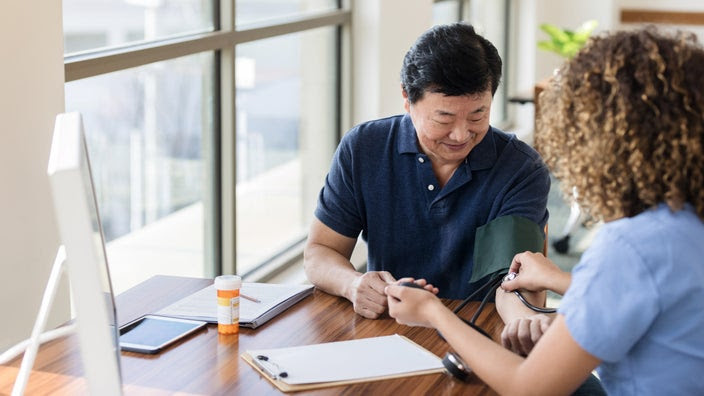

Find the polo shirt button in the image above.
[
  {"left": 418, "top": 157, "right": 425, "bottom": 163},
  {"left": 427, "top": 184, "right": 435, "bottom": 191}
]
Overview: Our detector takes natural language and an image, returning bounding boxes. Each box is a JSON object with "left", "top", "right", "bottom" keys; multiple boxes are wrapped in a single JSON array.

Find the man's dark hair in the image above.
[{"left": 401, "top": 23, "right": 502, "bottom": 104}]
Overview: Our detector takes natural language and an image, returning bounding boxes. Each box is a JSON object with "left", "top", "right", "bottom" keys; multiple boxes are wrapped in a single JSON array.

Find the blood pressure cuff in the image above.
[{"left": 468, "top": 215, "right": 545, "bottom": 285}]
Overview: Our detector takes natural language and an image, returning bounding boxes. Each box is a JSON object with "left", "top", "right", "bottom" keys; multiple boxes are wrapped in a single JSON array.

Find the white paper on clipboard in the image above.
[{"left": 243, "top": 334, "right": 444, "bottom": 385}]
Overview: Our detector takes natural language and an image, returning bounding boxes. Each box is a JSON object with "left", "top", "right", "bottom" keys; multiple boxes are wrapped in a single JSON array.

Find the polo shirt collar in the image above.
[
  {"left": 398, "top": 114, "right": 420, "bottom": 154},
  {"left": 397, "top": 113, "right": 498, "bottom": 171},
  {"left": 466, "top": 126, "right": 497, "bottom": 171}
]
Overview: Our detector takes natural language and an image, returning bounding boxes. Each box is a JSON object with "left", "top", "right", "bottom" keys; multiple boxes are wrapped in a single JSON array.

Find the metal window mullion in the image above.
[
  {"left": 232, "top": 11, "right": 350, "bottom": 44},
  {"left": 219, "top": 0, "right": 236, "bottom": 275},
  {"left": 65, "top": 31, "right": 232, "bottom": 82},
  {"left": 501, "top": 0, "right": 510, "bottom": 123},
  {"left": 338, "top": 1, "right": 352, "bottom": 138},
  {"left": 65, "top": 10, "right": 351, "bottom": 82}
]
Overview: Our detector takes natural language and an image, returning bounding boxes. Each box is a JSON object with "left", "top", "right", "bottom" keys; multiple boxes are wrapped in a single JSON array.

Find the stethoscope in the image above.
[{"left": 440, "top": 271, "right": 556, "bottom": 381}]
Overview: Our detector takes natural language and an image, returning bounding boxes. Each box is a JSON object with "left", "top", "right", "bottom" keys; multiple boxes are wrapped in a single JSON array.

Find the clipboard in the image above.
[{"left": 241, "top": 334, "right": 445, "bottom": 392}]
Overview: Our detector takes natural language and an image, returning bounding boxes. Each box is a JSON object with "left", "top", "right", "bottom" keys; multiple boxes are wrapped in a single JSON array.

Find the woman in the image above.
[{"left": 386, "top": 27, "right": 704, "bottom": 395}]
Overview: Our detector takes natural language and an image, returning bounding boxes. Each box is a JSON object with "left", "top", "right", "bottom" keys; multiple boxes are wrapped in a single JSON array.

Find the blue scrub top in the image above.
[
  {"left": 315, "top": 114, "right": 550, "bottom": 299},
  {"left": 559, "top": 204, "right": 704, "bottom": 395}
]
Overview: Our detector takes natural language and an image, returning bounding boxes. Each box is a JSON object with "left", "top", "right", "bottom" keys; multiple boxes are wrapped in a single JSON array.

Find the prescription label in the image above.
[{"left": 217, "top": 296, "right": 240, "bottom": 324}]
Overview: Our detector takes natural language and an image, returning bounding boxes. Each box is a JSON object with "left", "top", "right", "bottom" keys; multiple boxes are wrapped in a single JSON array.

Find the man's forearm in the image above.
[
  {"left": 303, "top": 243, "right": 360, "bottom": 300},
  {"left": 495, "top": 288, "right": 548, "bottom": 323}
]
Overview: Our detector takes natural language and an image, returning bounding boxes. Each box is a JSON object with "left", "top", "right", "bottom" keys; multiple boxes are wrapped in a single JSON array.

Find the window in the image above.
[
  {"left": 432, "top": 0, "right": 462, "bottom": 25},
  {"left": 235, "top": 27, "right": 338, "bottom": 275},
  {"left": 63, "top": 1, "right": 349, "bottom": 293},
  {"left": 65, "top": 53, "right": 215, "bottom": 292},
  {"left": 63, "top": 0, "right": 214, "bottom": 53},
  {"left": 237, "top": 0, "right": 338, "bottom": 26},
  {"left": 466, "top": 0, "right": 511, "bottom": 126}
]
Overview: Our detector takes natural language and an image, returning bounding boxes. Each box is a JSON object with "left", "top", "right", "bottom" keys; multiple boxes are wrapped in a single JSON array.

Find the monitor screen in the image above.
[{"left": 47, "top": 112, "right": 122, "bottom": 395}]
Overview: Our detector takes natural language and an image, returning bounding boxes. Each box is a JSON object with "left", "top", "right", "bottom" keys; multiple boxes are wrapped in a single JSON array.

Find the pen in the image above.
[{"left": 241, "top": 293, "right": 261, "bottom": 303}]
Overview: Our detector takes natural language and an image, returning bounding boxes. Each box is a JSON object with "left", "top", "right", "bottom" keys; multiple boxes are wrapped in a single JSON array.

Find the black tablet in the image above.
[{"left": 119, "top": 315, "right": 207, "bottom": 354}]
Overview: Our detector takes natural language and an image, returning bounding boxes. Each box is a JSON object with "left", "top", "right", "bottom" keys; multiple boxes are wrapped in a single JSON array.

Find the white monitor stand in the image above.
[{"left": 12, "top": 112, "right": 123, "bottom": 395}]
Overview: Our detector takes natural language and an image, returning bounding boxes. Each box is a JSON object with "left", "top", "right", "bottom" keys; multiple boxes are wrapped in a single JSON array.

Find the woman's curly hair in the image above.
[{"left": 536, "top": 26, "right": 704, "bottom": 222}]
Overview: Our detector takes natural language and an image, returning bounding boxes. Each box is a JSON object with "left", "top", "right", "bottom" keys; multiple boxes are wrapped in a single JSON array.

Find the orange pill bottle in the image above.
[{"left": 214, "top": 275, "right": 242, "bottom": 334}]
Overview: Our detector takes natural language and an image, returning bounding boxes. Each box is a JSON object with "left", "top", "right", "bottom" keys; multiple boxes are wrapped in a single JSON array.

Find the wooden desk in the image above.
[{"left": 0, "top": 275, "right": 503, "bottom": 395}]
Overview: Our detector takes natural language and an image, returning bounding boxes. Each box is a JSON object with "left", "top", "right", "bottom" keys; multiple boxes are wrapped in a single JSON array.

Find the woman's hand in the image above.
[
  {"left": 386, "top": 280, "right": 444, "bottom": 328},
  {"left": 394, "top": 277, "right": 439, "bottom": 294},
  {"left": 501, "top": 251, "right": 570, "bottom": 295}
]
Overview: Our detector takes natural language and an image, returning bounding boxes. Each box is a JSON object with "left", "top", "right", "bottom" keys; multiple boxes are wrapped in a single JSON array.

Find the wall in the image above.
[
  {"left": 510, "top": 0, "right": 615, "bottom": 135},
  {"left": 533, "top": 0, "right": 614, "bottom": 82},
  {"left": 351, "top": 0, "right": 434, "bottom": 126},
  {"left": 532, "top": 0, "right": 704, "bottom": 81},
  {"left": 509, "top": 0, "right": 704, "bottom": 136},
  {"left": 617, "top": 0, "right": 704, "bottom": 12},
  {"left": 0, "top": 2, "right": 70, "bottom": 351},
  {"left": 615, "top": 0, "right": 704, "bottom": 37}
]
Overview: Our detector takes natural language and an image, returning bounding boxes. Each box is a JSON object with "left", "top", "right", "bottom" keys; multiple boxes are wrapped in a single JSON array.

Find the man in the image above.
[{"left": 304, "top": 23, "right": 550, "bottom": 319}]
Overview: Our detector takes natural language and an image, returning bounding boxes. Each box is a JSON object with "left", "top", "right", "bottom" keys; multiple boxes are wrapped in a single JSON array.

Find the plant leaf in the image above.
[
  {"left": 539, "top": 23, "right": 570, "bottom": 43},
  {"left": 573, "top": 20, "right": 598, "bottom": 41},
  {"left": 537, "top": 20, "right": 598, "bottom": 58},
  {"left": 562, "top": 42, "right": 581, "bottom": 58},
  {"left": 537, "top": 41, "right": 560, "bottom": 54}
]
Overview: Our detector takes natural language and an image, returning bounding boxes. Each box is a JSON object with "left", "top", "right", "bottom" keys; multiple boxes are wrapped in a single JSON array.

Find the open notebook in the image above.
[{"left": 156, "top": 283, "right": 314, "bottom": 329}]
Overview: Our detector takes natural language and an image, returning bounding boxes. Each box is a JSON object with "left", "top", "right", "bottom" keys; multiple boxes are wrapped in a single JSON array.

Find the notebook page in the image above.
[{"left": 156, "top": 283, "right": 313, "bottom": 324}]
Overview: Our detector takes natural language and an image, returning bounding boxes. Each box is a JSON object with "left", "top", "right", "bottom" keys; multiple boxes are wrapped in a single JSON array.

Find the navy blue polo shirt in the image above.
[{"left": 315, "top": 114, "right": 550, "bottom": 299}]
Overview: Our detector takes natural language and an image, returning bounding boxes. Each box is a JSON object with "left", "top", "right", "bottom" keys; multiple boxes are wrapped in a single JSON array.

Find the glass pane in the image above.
[
  {"left": 468, "top": 0, "right": 509, "bottom": 125},
  {"left": 63, "top": 0, "right": 214, "bottom": 54},
  {"left": 236, "top": 0, "right": 339, "bottom": 26},
  {"left": 65, "top": 53, "right": 215, "bottom": 294},
  {"left": 236, "top": 26, "right": 338, "bottom": 274},
  {"left": 433, "top": 0, "right": 461, "bottom": 25}
]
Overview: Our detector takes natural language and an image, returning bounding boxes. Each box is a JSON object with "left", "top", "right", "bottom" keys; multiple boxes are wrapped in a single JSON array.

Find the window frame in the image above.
[{"left": 64, "top": 4, "right": 352, "bottom": 278}]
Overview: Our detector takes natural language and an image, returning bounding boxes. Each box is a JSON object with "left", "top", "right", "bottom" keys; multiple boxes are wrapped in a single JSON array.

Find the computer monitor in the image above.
[{"left": 47, "top": 112, "right": 122, "bottom": 395}]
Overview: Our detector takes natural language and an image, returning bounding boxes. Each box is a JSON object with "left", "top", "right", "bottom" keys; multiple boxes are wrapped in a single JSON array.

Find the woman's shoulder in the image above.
[
  {"left": 605, "top": 204, "right": 703, "bottom": 240},
  {"left": 594, "top": 203, "right": 704, "bottom": 276}
]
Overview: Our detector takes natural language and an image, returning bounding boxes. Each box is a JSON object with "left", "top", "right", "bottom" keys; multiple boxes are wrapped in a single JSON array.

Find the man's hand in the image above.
[
  {"left": 347, "top": 271, "right": 396, "bottom": 319},
  {"left": 495, "top": 282, "right": 551, "bottom": 356},
  {"left": 501, "top": 313, "right": 553, "bottom": 356}
]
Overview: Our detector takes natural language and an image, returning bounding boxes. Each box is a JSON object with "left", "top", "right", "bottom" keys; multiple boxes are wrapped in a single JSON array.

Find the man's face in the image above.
[{"left": 404, "top": 89, "right": 493, "bottom": 166}]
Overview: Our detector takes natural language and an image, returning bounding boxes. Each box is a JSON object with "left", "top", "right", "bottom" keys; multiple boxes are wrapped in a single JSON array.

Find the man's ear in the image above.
[{"left": 401, "top": 85, "right": 410, "bottom": 112}]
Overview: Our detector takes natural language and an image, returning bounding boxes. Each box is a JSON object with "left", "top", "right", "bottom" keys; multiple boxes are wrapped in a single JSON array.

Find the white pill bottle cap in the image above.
[{"left": 215, "top": 275, "right": 242, "bottom": 290}]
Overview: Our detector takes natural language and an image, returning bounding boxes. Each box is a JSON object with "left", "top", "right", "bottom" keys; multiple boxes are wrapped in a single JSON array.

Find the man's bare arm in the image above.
[{"left": 303, "top": 218, "right": 395, "bottom": 319}]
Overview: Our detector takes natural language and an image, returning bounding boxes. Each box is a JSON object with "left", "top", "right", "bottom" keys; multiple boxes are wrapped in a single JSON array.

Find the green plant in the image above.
[{"left": 538, "top": 20, "right": 598, "bottom": 58}]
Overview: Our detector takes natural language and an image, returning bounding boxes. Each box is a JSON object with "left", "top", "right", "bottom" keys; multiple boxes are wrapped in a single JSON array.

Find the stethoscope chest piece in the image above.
[{"left": 442, "top": 352, "right": 471, "bottom": 382}]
